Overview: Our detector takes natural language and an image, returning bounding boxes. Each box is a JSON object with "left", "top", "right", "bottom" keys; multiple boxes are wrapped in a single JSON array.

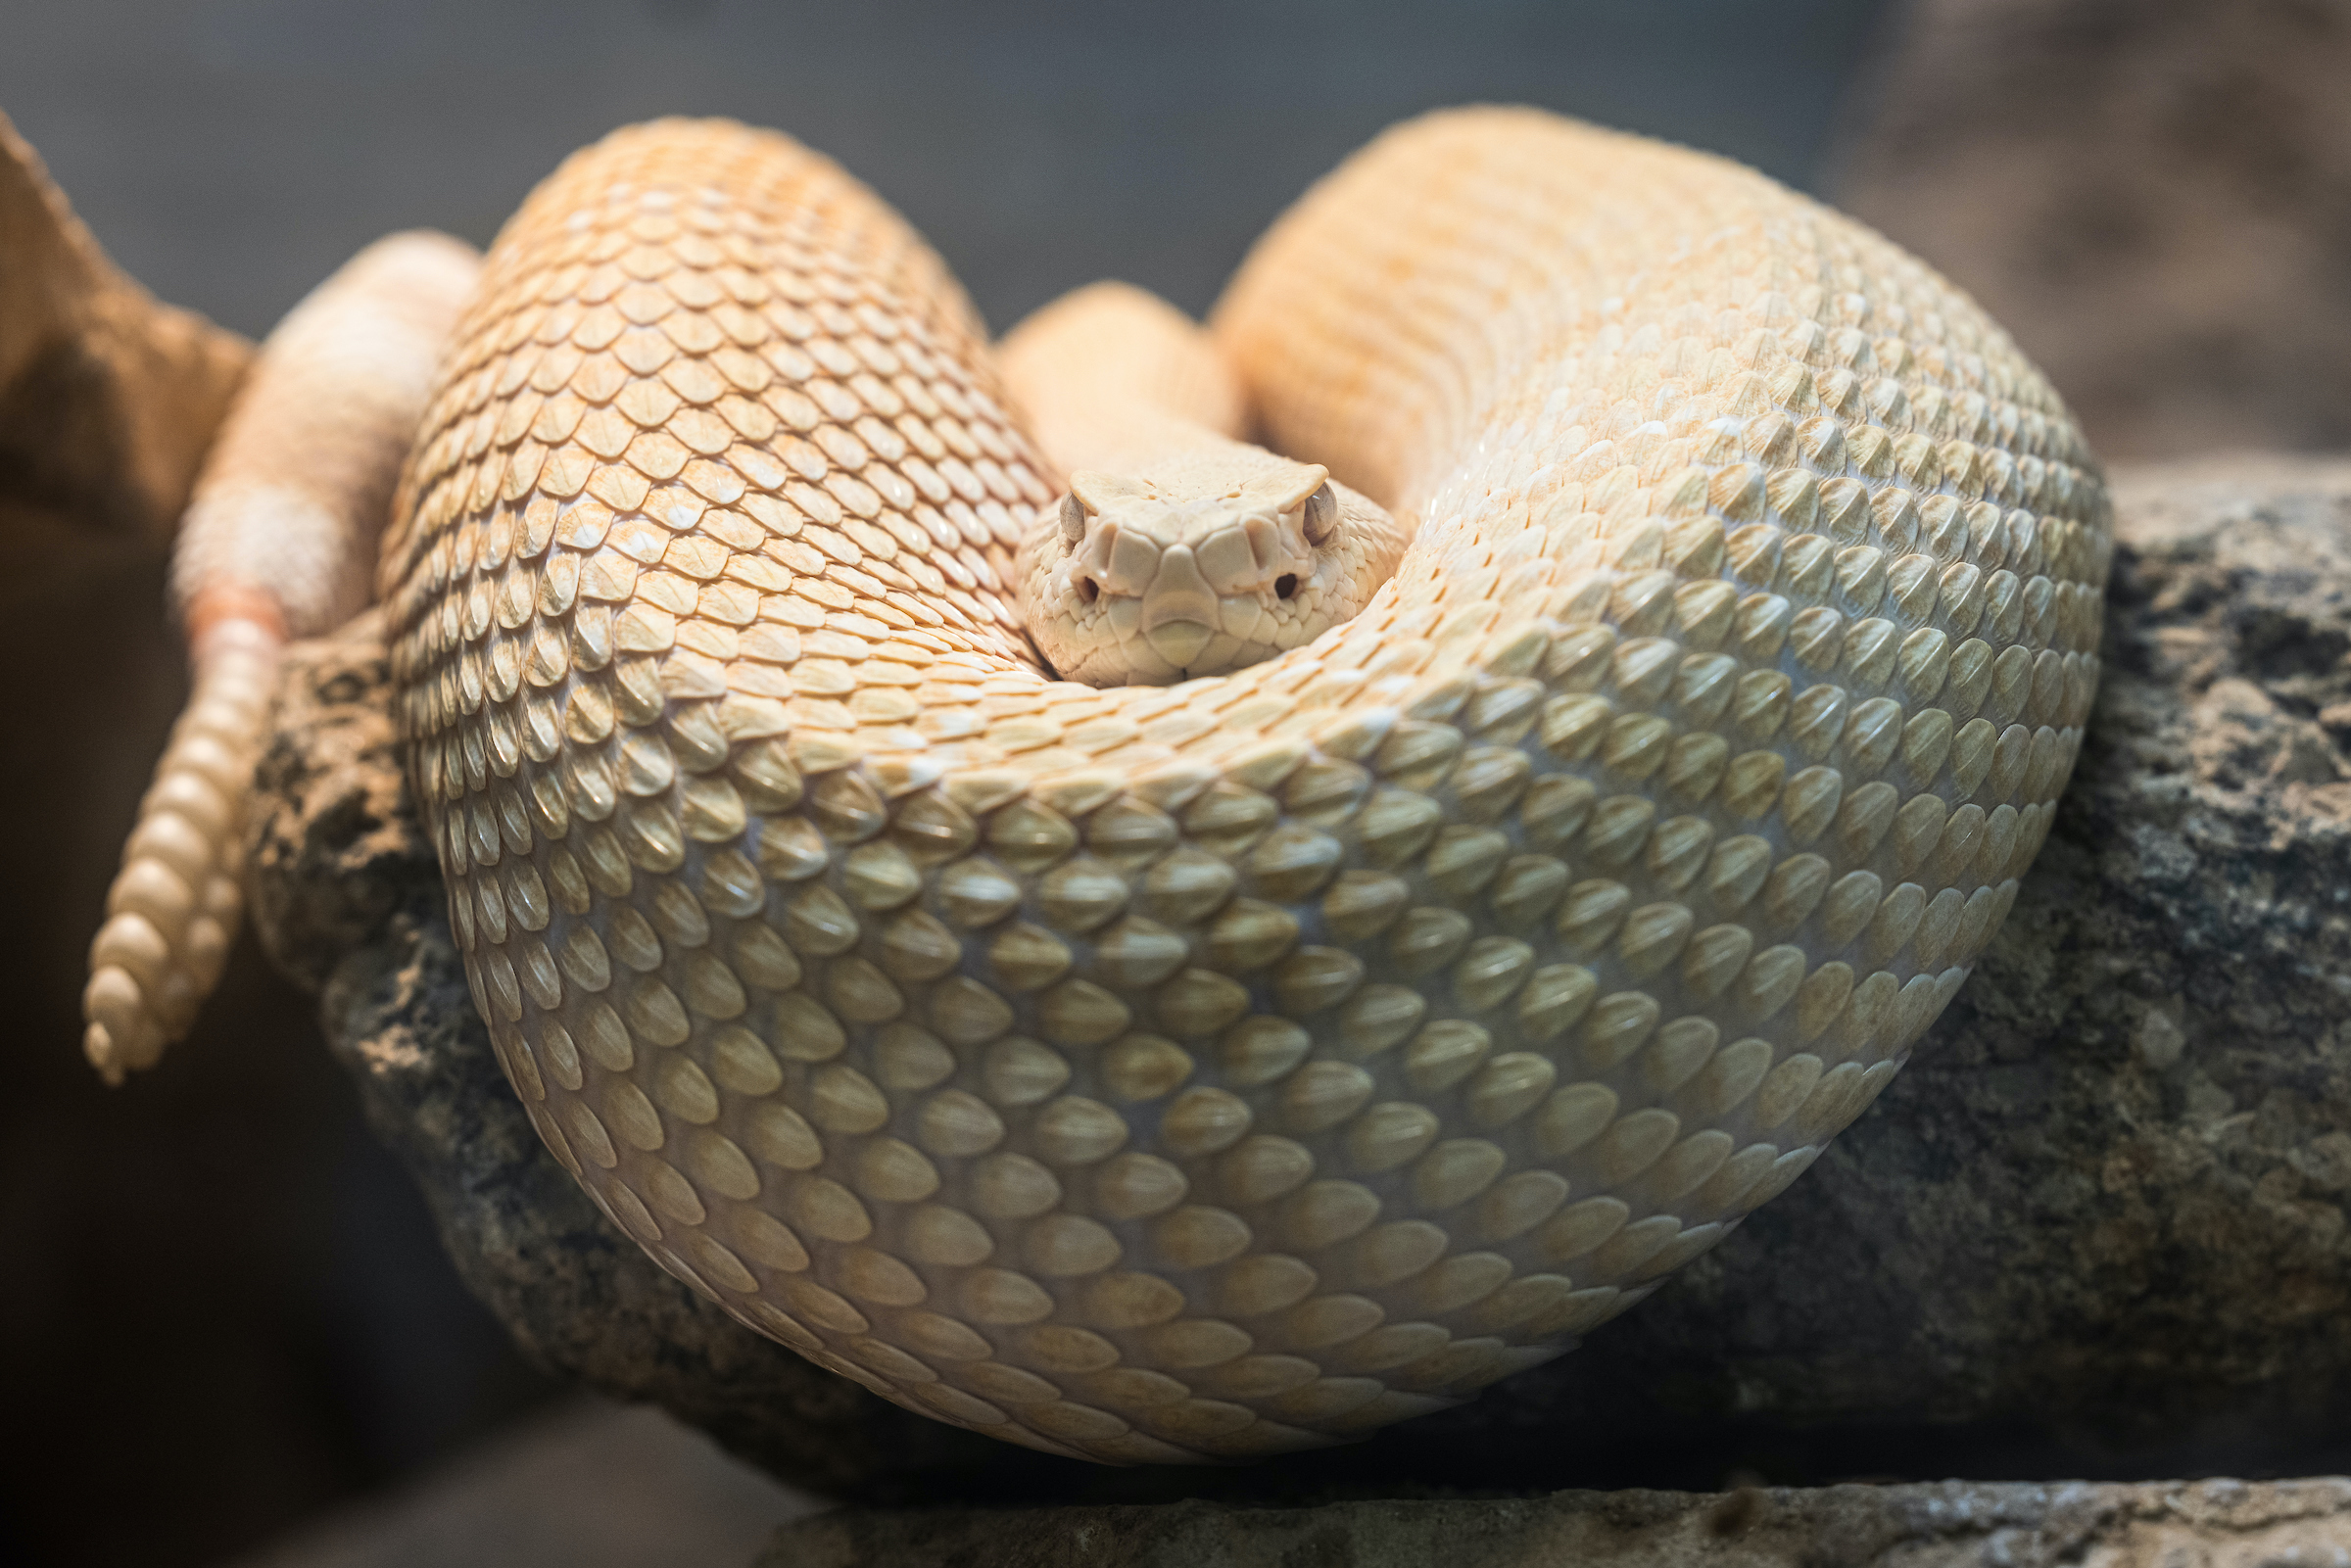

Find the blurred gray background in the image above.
[
  {"left": 5, "top": 0, "right": 1889, "bottom": 339},
  {"left": 0, "top": 4, "right": 1904, "bottom": 1566}
]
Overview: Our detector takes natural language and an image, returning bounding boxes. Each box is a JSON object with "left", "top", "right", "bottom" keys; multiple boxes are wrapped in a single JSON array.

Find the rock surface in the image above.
[
  {"left": 1835, "top": 0, "right": 2351, "bottom": 460},
  {"left": 761, "top": 1478, "right": 2351, "bottom": 1568},
  {"left": 250, "top": 456, "right": 2351, "bottom": 1498}
]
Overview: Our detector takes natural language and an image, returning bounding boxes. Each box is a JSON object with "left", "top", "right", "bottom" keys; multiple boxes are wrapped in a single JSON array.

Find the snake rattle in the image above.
[{"left": 87, "top": 110, "right": 2107, "bottom": 1463}]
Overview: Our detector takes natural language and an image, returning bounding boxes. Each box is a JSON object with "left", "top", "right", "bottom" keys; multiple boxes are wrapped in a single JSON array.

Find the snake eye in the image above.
[
  {"left": 1060, "top": 493, "right": 1088, "bottom": 546},
  {"left": 1300, "top": 483, "right": 1338, "bottom": 546}
]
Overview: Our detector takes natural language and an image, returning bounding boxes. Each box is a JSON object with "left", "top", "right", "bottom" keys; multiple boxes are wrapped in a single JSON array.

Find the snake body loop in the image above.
[{"left": 127, "top": 110, "right": 2111, "bottom": 1463}]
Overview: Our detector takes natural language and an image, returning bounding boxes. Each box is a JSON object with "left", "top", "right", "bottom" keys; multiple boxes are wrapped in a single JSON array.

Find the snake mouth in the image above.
[{"left": 1143, "top": 618, "right": 1216, "bottom": 671}]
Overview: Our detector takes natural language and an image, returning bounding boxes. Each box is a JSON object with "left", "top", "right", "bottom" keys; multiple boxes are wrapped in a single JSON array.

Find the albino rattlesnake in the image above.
[{"left": 85, "top": 110, "right": 2107, "bottom": 1463}]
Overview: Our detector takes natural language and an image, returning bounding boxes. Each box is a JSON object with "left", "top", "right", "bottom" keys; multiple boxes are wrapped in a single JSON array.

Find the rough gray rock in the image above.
[
  {"left": 249, "top": 456, "right": 2351, "bottom": 1499},
  {"left": 759, "top": 1477, "right": 2351, "bottom": 1568},
  {"left": 1835, "top": 0, "right": 2351, "bottom": 460}
]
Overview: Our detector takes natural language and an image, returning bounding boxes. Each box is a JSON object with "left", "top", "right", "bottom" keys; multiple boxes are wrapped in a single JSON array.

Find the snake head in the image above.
[{"left": 1030, "top": 457, "right": 1371, "bottom": 685}]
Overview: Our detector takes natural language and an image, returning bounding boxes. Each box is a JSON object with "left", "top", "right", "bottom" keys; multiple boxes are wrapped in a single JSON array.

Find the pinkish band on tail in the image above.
[{"left": 84, "top": 231, "right": 480, "bottom": 1083}]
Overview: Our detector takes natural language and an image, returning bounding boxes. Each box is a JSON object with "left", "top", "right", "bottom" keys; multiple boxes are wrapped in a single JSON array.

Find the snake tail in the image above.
[{"left": 84, "top": 232, "right": 479, "bottom": 1082}]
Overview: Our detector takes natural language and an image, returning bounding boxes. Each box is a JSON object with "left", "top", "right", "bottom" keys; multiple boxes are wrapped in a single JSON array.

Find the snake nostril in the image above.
[
  {"left": 1274, "top": 574, "right": 1298, "bottom": 600},
  {"left": 1077, "top": 575, "right": 1100, "bottom": 604}
]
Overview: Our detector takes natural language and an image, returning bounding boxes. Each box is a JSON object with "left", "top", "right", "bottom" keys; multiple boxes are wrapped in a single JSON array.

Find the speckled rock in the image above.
[
  {"left": 1835, "top": 0, "right": 2351, "bottom": 460},
  {"left": 247, "top": 609, "right": 435, "bottom": 997},
  {"left": 249, "top": 456, "right": 2351, "bottom": 1497},
  {"left": 759, "top": 1477, "right": 2351, "bottom": 1568}
]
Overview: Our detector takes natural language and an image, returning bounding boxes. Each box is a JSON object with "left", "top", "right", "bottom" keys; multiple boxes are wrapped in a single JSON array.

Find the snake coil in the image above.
[{"left": 111, "top": 110, "right": 2110, "bottom": 1463}]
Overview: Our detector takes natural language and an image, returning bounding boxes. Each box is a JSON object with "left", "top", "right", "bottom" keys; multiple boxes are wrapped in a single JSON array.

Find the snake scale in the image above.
[{"left": 85, "top": 110, "right": 2107, "bottom": 1463}]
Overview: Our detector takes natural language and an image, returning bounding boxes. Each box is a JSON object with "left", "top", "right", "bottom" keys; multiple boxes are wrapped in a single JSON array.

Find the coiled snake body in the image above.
[{"left": 88, "top": 110, "right": 2108, "bottom": 1463}]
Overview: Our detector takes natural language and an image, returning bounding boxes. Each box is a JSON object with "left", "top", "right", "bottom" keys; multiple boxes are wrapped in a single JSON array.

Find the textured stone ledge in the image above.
[{"left": 760, "top": 1477, "right": 2351, "bottom": 1568}]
